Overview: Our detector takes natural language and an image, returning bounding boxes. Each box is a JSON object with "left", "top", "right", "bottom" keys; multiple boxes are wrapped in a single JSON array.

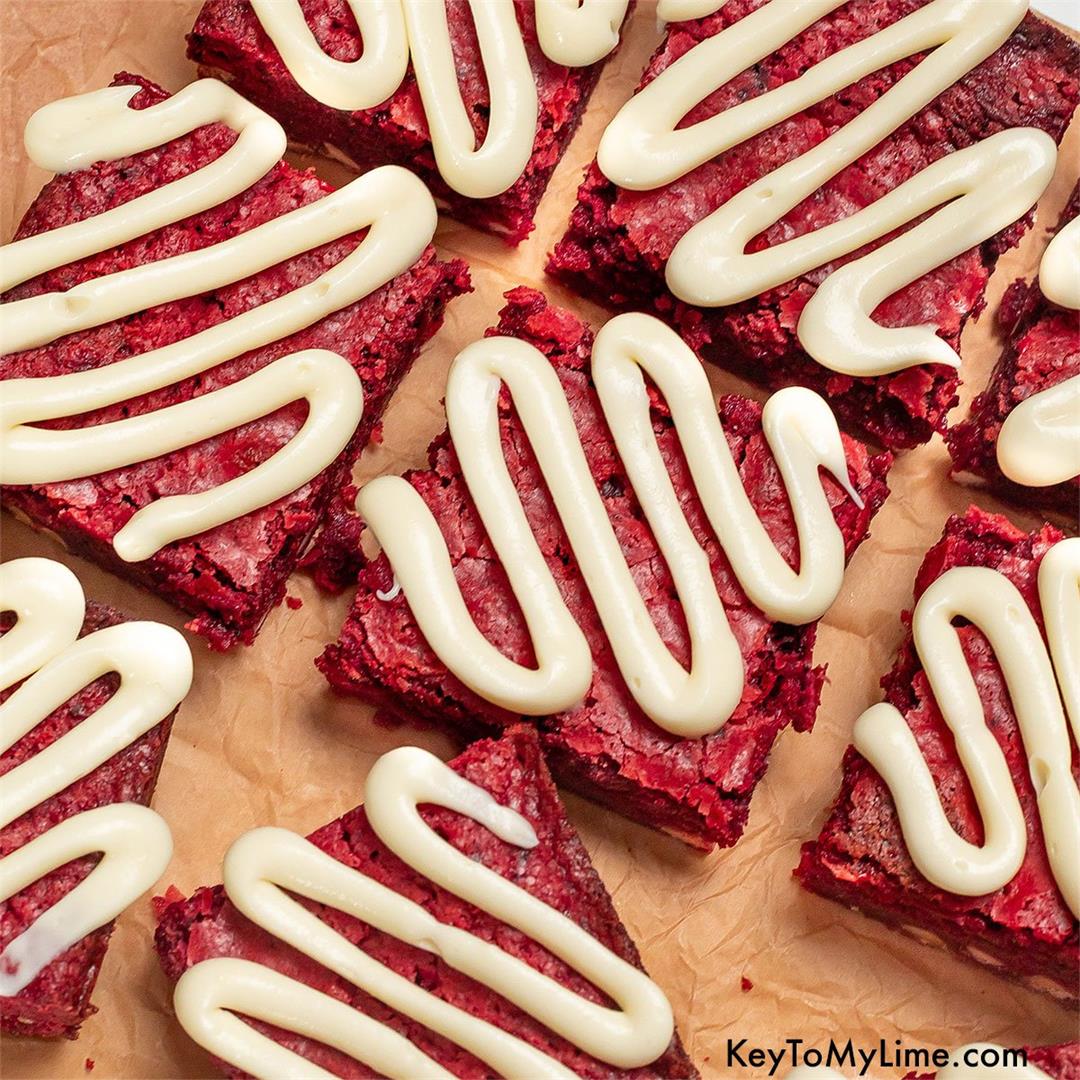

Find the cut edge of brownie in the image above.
[
  {"left": 796, "top": 506, "right": 1079, "bottom": 1007},
  {"left": 0, "top": 599, "right": 179, "bottom": 1039},
  {"left": 546, "top": 5, "right": 1080, "bottom": 451},
  {"left": 317, "top": 286, "right": 892, "bottom": 849},
  {"left": 153, "top": 725, "right": 698, "bottom": 1078},
  {"left": 1, "top": 72, "right": 471, "bottom": 650}
]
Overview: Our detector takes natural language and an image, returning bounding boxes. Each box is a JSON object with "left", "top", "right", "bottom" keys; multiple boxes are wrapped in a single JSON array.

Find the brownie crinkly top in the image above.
[
  {"left": 0, "top": 79, "right": 438, "bottom": 563},
  {"left": 250, "top": 0, "right": 629, "bottom": 197},
  {"left": 598, "top": 0, "right": 1057, "bottom": 377},
  {"left": 854, "top": 537, "right": 1080, "bottom": 919},
  {"left": 171, "top": 745, "right": 675, "bottom": 1077},
  {"left": 996, "top": 212, "right": 1080, "bottom": 488},
  {"left": 359, "top": 311, "right": 864, "bottom": 738},
  {"left": 0, "top": 558, "right": 192, "bottom": 995}
]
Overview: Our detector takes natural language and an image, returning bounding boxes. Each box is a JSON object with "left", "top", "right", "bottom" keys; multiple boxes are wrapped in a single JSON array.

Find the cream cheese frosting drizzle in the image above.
[
  {"left": 0, "top": 79, "right": 437, "bottom": 562},
  {"left": 0, "top": 557, "right": 191, "bottom": 996},
  {"left": 853, "top": 537, "right": 1080, "bottom": 919},
  {"left": 996, "top": 211, "right": 1080, "bottom": 488},
  {"left": 250, "top": 0, "right": 628, "bottom": 198},
  {"left": 173, "top": 745, "right": 675, "bottom": 1078},
  {"left": 600, "top": 0, "right": 1057, "bottom": 376},
  {"left": 358, "top": 312, "right": 861, "bottom": 738}
]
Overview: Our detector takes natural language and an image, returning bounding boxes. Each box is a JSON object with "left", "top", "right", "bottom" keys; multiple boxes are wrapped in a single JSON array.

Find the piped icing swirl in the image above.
[
  {"left": 0, "top": 557, "right": 192, "bottom": 996},
  {"left": 0, "top": 79, "right": 438, "bottom": 562},
  {"left": 996, "top": 209, "right": 1080, "bottom": 489},
  {"left": 173, "top": 745, "right": 675, "bottom": 1078},
  {"left": 358, "top": 312, "right": 862, "bottom": 738},
  {"left": 250, "top": 0, "right": 628, "bottom": 198},
  {"left": 853, "top": 537, "right": 1080, "bottom": 920},
  {"left": 599, "top": 0, "right": 1057, "bottom": 377}
]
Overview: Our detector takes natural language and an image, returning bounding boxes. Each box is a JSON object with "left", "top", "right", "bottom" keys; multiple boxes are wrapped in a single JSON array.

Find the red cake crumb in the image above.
[
  {"left": 739, "top": 976, "right": 753, "bottom": 993},
  {"left": 317, "top": 287, "right": 891, "bottom": 848},
  {"left": 947, "top": 187, "right": 1080, "bottom": 515},
  {"left": 187, "top": 0, "right": 630, "bottom": 245},
  {"left": 154, "top": 727, "right": 697, "bottom": 1078},
  {"left": 83, "top": 1060, "right": 94, "bottom": 1073},
  {"left": 0, "top": 73, "right": 469, "bottom": 650},
  {"left": 797, "top": 508, "right": 1078, "bottom": 1005},
  {"left": 284, "top": 595, "right": 303, "bottom": 610},
  {"left": 1, "top": 601, "right": 180, "bottom": 1040},
  {"left": 548, "top": 0, "right": 1080, "bottom": 451},
  {"left": 905, "top": 1043, "right": 1079, "bottom": 1079}
]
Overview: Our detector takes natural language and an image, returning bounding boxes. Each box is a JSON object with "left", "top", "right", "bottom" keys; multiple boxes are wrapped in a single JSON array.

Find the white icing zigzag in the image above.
[
  {"left": 0, "top": 558, "right": 191, "bottom": 996},
  {"left": 359, "top": 312, "right": 862, "bottom": 738},
  {"left": 600, "top": 0, "right": 1057, "bottom": 377},
  {"left": 0, "top": 79, "right": 438, "bottom": 562},
  {"left": 173, "top": 746, "right": 675, "bottom": 1077}
]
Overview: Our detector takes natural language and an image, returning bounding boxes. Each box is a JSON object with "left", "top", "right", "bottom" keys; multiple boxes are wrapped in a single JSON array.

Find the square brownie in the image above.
[
  {"left": 154, "top": 726, "right": 697, "bottom": 1078},
  {"left": 947, "top": 186, "right": 1079, "bottom": 516},
  {"left": 317, "top": 287, "right": 891, "bottom": 848},
  {"left": 548, "top": 0, "right": 1080, "bottom": 450},
  {"left": 1, "top": 588, "right": 181, "bottom": 1039},
  {"left": 0, "top": 73, "right": 470, "bottom": 650},
  {"left": 797, "top": 508, "right": 1078, "bottom": 1005},
  {"left": 188, "top": 0, "right": 630, "bottom": 244}
]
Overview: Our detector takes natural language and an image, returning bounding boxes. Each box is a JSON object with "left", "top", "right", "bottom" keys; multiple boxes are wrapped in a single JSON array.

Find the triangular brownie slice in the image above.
[{"left": 155, "top": 726, "right": 696, "bottom": 1077}]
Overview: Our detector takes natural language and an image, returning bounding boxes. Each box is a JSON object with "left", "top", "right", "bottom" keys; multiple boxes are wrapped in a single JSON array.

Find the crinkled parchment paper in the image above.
[{"left": 1, "top": 3, "right": 1077, "bottom": 1077}]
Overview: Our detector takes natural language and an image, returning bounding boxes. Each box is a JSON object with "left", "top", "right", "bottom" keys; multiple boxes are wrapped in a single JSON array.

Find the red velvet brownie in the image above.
[
  {"left": 905, "top": 1044, "right": 1079, "bottom": 1079},
  {"left": 0, "top": 73, "right": 469, "bottom": 650},
  {"left": 187, "top": 0, "right": 629, "bottom": 245},
  {"left": 317, "top": 287, "right": 891, "bottom": 848},
  {"left": 548, "top": 0, "right": 1080, "bottom": 450},
  {"left": 947, "top": 187, "right": 1080, "bottom": 515},
  {"left": 154, "top": 726, "right": 697, "bottom": 1078},
  {"left": 1, "top": 601, "right": 178, "bottom": 1039},
  {"left": 797, "top": 508, "right": 1078, "bottom": 1004}
]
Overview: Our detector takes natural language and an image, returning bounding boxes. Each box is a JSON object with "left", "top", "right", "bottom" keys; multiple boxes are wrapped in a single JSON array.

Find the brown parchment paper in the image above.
[{"left": 1, "top": 3, "right": 1078, "bottom": 1077}]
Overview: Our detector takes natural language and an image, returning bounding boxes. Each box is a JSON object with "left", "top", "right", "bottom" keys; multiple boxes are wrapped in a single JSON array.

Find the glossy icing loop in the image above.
[
  {"left": 358, "top": 312, "right": 860, "bottom": 737},
  {"left": 0, "top": 558, "right": 190, "bottom": 996},
  {"left": 996, "top": 210, "right": 1080, "bottom": 488},
  {"left": 534, "top": 0, "right": 629, "bottom": 66},
  {"left": 853, "top": 538, "right": 1080, "bottom": 919},
  {"left": 402, "top": 0, "right": 538, "bottom": 198},
  {"left": 250, "top": 0, "right": 628, "bottom": 196},
  {"left": 173, "top": 745, "right": 675, "bottom": 1077},
  {"left": 0, "top": 80, "right": 438, "bottom": 562},
  {"left": 1040, "top": 213, "right": 1080, "bottom": 311},
  {"left": 249, "top": 0, "right": 408, "bottom": 112},
  {"left": 599, "top": 0, "right": 1056, "bottom": 376}
]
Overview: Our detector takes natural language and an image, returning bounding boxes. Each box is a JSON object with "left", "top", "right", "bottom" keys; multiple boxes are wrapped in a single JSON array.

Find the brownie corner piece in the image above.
[
  {"left": 796, "top": 507, "right": 1078, "bottom": 1005},
  {"left": 154, "top": 725, "right": 698, "bottom": 1077},
  {"left": 188, "top": 0, "right": 629, "bottom": 245},
  {"left": 0, "top": 70, "right": 470, "bottom": 649},
  {"left": 318, "top": 286, "right": 891, "bottom": 848}
]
